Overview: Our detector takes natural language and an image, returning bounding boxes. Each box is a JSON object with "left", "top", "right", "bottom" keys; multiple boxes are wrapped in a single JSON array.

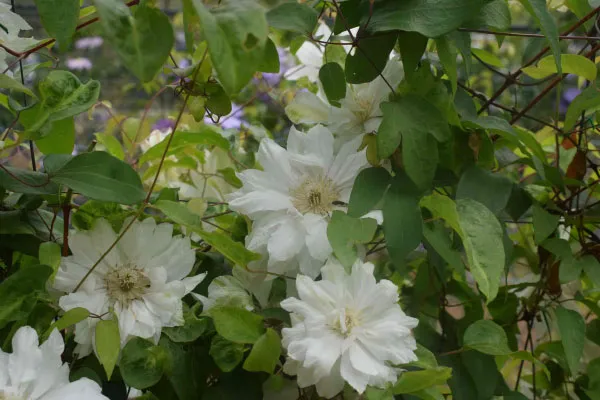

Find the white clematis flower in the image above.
[
  {"left": 53, "top": 218, "right": 206, "bottom": 356},
  {"left": 227, "top": 125, "right": 369, "bottom": 278},
  {"left": 175, "top": 148, "right": 236, "bottom": 202},
  {"left": 286, "top": 59, "right": 403, "bottom": 146},
  {"left": 0, "top": 326, "right": 108, "bottom": 400},
  {"left": 192, "top": 274, "right": 254, "bottom": 312},
  {"left": 280, "top": 259, "right": 419, "bottom": 398}
]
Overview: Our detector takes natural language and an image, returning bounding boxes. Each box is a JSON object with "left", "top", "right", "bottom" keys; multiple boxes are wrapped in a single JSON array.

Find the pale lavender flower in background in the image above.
[
  {"left": 66, "top": 57, "right": 93, "bottom": 71},
  {"left": 559, "top": 87, "right": 581, "bottom": 114},
  {"left": 74, "top": 36, "right": 103, "bottom": 50},
  {"left": 262, "top": 47, "right": 296, "bottom": 87},
  {"left": 204, "top": 104, "right": 245, "bottom": 130},
  {"left": 152, "top": 118, "right": 176, "bottom": 132}
]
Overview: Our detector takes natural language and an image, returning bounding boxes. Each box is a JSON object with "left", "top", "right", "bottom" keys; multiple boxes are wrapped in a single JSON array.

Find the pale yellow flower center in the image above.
[
  {"left": 105, "top": 264, "right": 150, "bottom": 306},
  {"left": 332, "top": 308, "right": 360, "bottom": 338},
  {"left": 290, "top": 175, "right": 340, "bottom": 215}
]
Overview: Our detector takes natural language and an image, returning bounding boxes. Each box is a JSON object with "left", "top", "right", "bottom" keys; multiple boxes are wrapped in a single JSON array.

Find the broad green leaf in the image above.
[
  {"left": 327, "top": 210, "right": 378, "bottom": 268},
  {"left": 377, "top": 102, "right": 403, "bottom": 159},
  {"left": 95, "top": 133, "right": 125, "bottom": 160},
  {"left": 456, "top": 165, "right": 514, "bottom": 215},
  {"left": 95, "top": 319, "right": 120, "bottom": 379},
  {"left": 560, "top": 254, "right": 586, "bottom": 283},
  {"left": 94, "top": 0, "right": 174, "bottom": 82},
  {"left": 49, "top": 151, "right": 145, "bottom": 204},
  {"left": 210, "top": 336, "right": 245, "bottom": 372},
  {"left": 463, "top": 320, "right": 512, "bottom": 355},
  {"left": 25, "top": 71, "right": 100, "bottom": 134},
  {"left": 471, "top": 48, "right": 504, "bottom": 68},
  {"left": 345, "top": 32, "right": 397, "bottom": 84},
  {"left": 588, "top": 320, "right": 600, "bottom": 346},
  {"left": 258, "top": 38, "right": 280, "bottom": 73},
  {"left": 139, "top": 129, "right": 230, "bottom": 164},
  {"left": 423, "top": 222, "right": 464, "bottom": 274},
  {"left": 121, "top": 338, "right": 171, "bottom": 389},
  {"left": 210, "top": 306, "right": 265, "bottom": 344},
  {"left": 35, "top": 117, "right": 75, "bottom": 154},
  {"left": 163, "top": 308, "right": 209, "bottom": 343},
  {"left": 420, "top": 193, "right": 462, "bottom": 234},
  {"left": 522, "top": 54, "right": 596, "bottom": 81},
  {"left": 34, "top": 0, "right": 79, "bottom": 51},
  {"left": 38, "top": 241, "right": 61, "bottom": 278},
  {"left": 153, "top": 200, "right": 260, "bottom": 267},
  {"left": 581, "top": 255, "right": 600, "bottom": 287},
  {"left": 555, "top": 306, "right": 585, "bottom": 374},
  {"left": 243, "top": 328, "right": 281, "bottom": 373},
  {"left": 266, "top": 2, "right": 318, "bottom": 34},
  {"left": 0, "top": 265, "right": 52, "bottom": 329},
  {"left": 509, "top": 351, "right": 551, "bottom": 379},
  {"left": 532, "top": 204, "right": 560, "bottom": 244},
  {"left": 477, "top": 0, "right": 511, "bottom": 31},
  {"left": 518, "top": 0, "right": 561, "bottom": 74},
  {"left": 383, "top": 175, "right": 423, "bottom": 267},
  {"left": 205, "top": 83, "right": 232, "bottom": 117},
  {"left": 0, "top": 73, "right": 36, "bottom": 98},
  {"left": 48, "top": 307, "right": 90, "bottom": 333},
  {"left": 456, "top": 199, "right": 505, "bottom": 302},
  {"left": 368, "top": 0, "right": 487, "bottom": 38},
  {"left": 347, "top": 167, "right": 390, "bottom": 218},
  {"left": 435, "top": 36, "right": 457, "bottom": 93},
  {"left": 397, "top": 31, "right": 429, "bottom": 80},
  {"left": 319, "top": 62, "right": 346, "bottom": 106},
  {"left": 393, "top": 367, "right": 452, "bottom": 394},
  {"left": 193, "top": 0, "right": 268, "bottom": 94},
  {"left": 564, "top": 87, "right": 600, "bottom": 131},
  {"left": 408, "top": 344, "right": 439, "bottom": 369}
]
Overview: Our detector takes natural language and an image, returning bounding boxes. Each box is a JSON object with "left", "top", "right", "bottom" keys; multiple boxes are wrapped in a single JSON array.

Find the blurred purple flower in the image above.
[
  {"left": 560, "top": 87, "right": 581, "bottom": 114},
  {"left": 66, "top": 57, "right": 93, "bottom": 71},
  {"left": 74, "top": 36, "right": 103, "bottom": 50},
  {"left": 258, "top": 47, "right": 296, "bottom": 87},
  {"left": 204, "top": 104, "right": 245, "bottom": 130},
  {"left": 152, "top": 118, "right": 176, "bottom": 132}
]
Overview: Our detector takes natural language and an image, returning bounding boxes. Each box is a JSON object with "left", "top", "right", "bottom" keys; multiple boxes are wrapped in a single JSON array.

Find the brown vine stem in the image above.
[
  {"left": 477, "top": 6, "right": 600, "bottom": 114},
  {"left": 459, "top": 27, "right": 600, "bottom": 41},
  {"left": 72, "top": 50, "right": 209, "bottom": 293},
  {"left": 1, "top": 0, "right": 141, "bottom": 74}
]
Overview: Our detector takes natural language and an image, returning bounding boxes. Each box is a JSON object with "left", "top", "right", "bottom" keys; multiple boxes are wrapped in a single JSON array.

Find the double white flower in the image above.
[
  {"left": 0, "top": 326, "right": 107, "bottom": 400},
  {"left": 281, "top": 260, "right": 419, "bottom": 398},
  {"left": 227, "top": 125, "right": 369, "bottom": 278},
  {"left": 53, "top": 218, "right": 205, "bottom": 356}
]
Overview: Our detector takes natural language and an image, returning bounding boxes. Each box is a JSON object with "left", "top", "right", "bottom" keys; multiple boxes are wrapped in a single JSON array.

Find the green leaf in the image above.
[
  {"left": 463, "top": 320, "right": 512, "bottom": 355},
  {"left": 555, "top": 306, "right": 585, "bottom": 374},
  {"left": 193, "top": 0, "right": 268, "bottom": 94},
  {"left": 34, "top": 0, "right": 79, "bottom": 51},
  {"left": 319, "top": 62, "right": 346, "bottom": 106},
  {"left": 518, "top": 0, "right": 561, "bottom": 74},
  {"left": 345, "top": 32, "right": 397, "bottom": 84},
  {"left": 456, "top": 165, "right": 514, "bottom": 215},
  {"left": 258, "top": 38, "right": 280, "bottom": 73},
  {"left": 94, "top": 0, "right": 174, "bottom": 82},
  {"left": 163, "top": 309, "right": 209, "bottom": 343},
  {"left": 35, "top": 117, "right": 75, "bottom": 154},
  {"left": 435, "top": 36, "right": 457, "bottom": 93},
  {"left": 456, "top": 199, "right": 505, "bottom": 302},
  {"left": 0, "top": 166, "right": 59, "bottom": 195},
  {"left": 49, "top": 151, "right": 145, "bottom": 204},
  {"left": 564, "top": 87, "right": 600, "bottom": 131},
  {"left": 48, "top": 307, "right": 90, "bottom": 333},
  {"left": 26, "top": 71, "right": 100, "bottom": 134},
  {"left": 0, "top": 265, "right": 52, "bottom": 329},
  {"left": 38, "top": 241, "right": 61, "bottom": 279},
  {"left": 210, "top": 306, "right": 265, "bottom": 344},
  {"left": 581, "top": 255, "right": 600, "bottom": 287},
  {"left": 471, "top": 48, "right": 504, "bottom": 68},
  {"left": 210, "top": 336, "right": 245, "bottom": 372},
  {"left": 409, "top": 344, "right": 439, "bottom": 369},
  {"left": 0, "top": 73, "right": 36, "bottom": 98},
  {"left": 243, "top": 328, "right": 281, "bottom": 373},
  {"left": 266, "top": 2, "right": 318, "bottom": 34},
  {"left": 139, "top": 129, "right": 230, "bottom": 164},
  {"left": 153, "top": 200, "right": 260, "bottom": 267},
  {"left": 532, "top": 204, "right": 560, "bottom": 244},
  {"left": 120, "top": 337, "right": 171, "bottom": 389},
  {"left": 397, "top": 31, "right": 429, "bottom": 80},
  {"left": 477, "top": 0, "right": 511, "bottom": 31},
  {"left": 95, "top": 319, "right": 120, "bottom": 379},
  {"left": 368, "top": 0, "right": 487, "bottom": 38},
  {"left": 383, "top": 174, "right": 423, "bottom": 267},
  {"left": 347, "top": 167, "right": 390, "bottom": 218},
  {"left": 522, "top": 54, "right": 596, "bottom": 81},
  {"left": 205, "top": 83, "right": 233, "bottom": 117},
  {"left": 393, "top": 367, "right": 452, "bottom": 394},
  {"left": 95, "top": 133, "right": 125, "bottom": 160},
  {"left": 420, "top": 193, "right": 462, "bottom": 234},
  {"left": 327, "top": 210, "right": 378, "bottom": 268},
  {"left": 423, "top": 222, "right": 464, "bottom": 274}
]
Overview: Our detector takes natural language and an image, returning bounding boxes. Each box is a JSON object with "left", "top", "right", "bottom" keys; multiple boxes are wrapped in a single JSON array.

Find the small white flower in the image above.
[
  {"left": 285, "top": 23, "right": 332, "bottom": 83},
  {"left": 0, "top": 326, "right": 108, "bottom": 400},
  {"left": 281, "top": 259, "right": 418, "bottom": 398},
  {"left": 175, "top": 148, "right": 236, "bottom": 202},
  {"left": 140, "top": 128, "right": 172, "bottom": 153},
  {"left": 53, "top": 218, "right": 206, "bottom": 356},
  {"left": 286, "top": 59, "right": 403, "bottom": 146},
  {"left": 192, "top": 274, "right": 254, "bottom": 312},
  {"left": 227, "top": 125, "right": 368, "bottom": 278}
]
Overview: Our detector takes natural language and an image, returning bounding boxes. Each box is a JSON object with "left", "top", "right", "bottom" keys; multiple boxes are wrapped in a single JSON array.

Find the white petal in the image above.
[
  {"left": 287, "top": 125, "right": 335, "bottom": 168},
  {"left": 267, "top": 217, "right": 305, "bottom": 262},
  {"left": 182, "top": 273, "right": 207, "bottom": 295},
  {"left": 340, "top": 350, "right": 369, "bottom": 394},
  {"left": 42, "top": 377, "right": 108, "bottom": 400},
  {"left": 303, "top": 214, "right": 332, "bottom": 261},
  {"left": 314, "top": 360, "right": 345, "bottom": 399},
  {"left": 285, "top": 91, "right": 330, "bottom": 125}
]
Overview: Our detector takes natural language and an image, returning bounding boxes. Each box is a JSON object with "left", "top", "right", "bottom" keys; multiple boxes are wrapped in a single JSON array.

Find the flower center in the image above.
[
  {"left": 290, "top": 175, "right": 340, "bottom": 215},
  {"left": 104, "top": 264, "right": 151, "bottom": 306},
  {"left": 331, "top": 308, "right": 359, "bottom": 338}
]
